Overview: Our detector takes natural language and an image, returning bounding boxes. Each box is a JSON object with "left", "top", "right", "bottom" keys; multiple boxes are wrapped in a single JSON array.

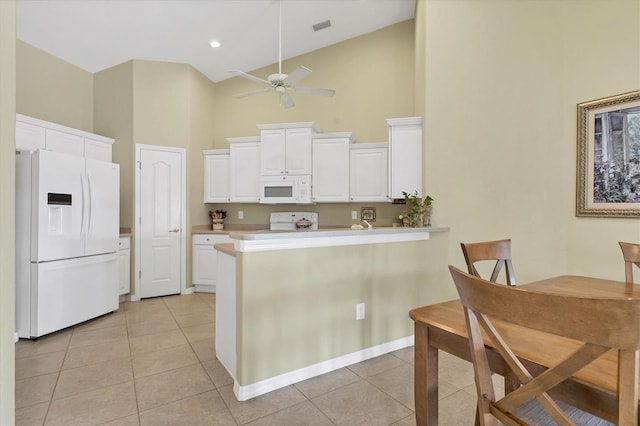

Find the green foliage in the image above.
[{"left": 402, "top": 191, "right": 434, "bottom": 227}]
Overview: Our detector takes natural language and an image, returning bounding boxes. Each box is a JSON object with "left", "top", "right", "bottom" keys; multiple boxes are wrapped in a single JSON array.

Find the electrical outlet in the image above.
[
  {"left": 356, "top": 303, "right": 365, "bottom": 320},
  {"left": 238, "top": 210, "right": 244, "bottom": 219},
  {"left": 351, "top": 211, "right": 358, "bottom": 220}
]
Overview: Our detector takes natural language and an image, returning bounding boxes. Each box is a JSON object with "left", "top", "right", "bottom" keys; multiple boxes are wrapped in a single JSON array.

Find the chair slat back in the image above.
[
  {"left": 619, "top": 242, "right": 640, "bottom": 284},
  {"left": 449, "top": 265, "right": 640, "bottom": 426},
  {"left": 460, "top": 239, "right": 516, "bottom": 286}
]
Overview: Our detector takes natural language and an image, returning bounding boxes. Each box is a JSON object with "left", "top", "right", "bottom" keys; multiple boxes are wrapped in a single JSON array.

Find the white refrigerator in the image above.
[{"left": 16, "top": 150, "right": 120, "bottom": 338}]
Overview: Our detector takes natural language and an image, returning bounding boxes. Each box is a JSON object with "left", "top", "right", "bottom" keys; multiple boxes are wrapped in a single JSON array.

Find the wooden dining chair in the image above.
[
  {"left": 619, "top": 241, "right": 640, "bottom": 284},
  {"left": 449, "top": 265, "right": 640, "bottom": 426},
  {"left": 460, "top": 239, "right": 516, "bottom": 286}
]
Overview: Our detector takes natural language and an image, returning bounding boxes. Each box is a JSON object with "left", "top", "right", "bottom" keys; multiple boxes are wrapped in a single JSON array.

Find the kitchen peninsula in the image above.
[{"left": 215, "top": 226, "right": 449, "bottom": 401}]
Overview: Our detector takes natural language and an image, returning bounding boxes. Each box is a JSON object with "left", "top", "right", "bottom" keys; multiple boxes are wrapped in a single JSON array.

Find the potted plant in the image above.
[
  {"left": 209, "top": 209, "right": 227, "bottom": 230},
  {"left": 402, "top": 191, "right": 434, "bottom": 227}
]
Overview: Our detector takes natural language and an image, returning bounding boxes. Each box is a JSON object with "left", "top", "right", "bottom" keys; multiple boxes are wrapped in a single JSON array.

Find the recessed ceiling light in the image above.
[{"left": 210, "top": 40, "right": 221, "bottom": 48}]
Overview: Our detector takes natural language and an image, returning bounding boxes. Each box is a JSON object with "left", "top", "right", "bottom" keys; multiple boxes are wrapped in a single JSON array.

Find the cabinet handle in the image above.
[{"left": 169, "top": 229, "right": 180, "bottom": 233}]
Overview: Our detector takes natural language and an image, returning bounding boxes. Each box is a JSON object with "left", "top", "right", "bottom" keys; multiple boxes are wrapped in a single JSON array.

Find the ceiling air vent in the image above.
[{"left": 312, "top": 20, "right": 331, "bottom": 32}]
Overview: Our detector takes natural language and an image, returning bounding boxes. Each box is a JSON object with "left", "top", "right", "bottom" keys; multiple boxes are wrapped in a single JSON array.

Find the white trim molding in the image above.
[{"left": 233, "top": 335, "right": 414, "bottom": 401}]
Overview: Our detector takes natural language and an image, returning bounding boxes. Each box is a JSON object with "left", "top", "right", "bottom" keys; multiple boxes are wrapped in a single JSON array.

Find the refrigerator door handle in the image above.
[
  {"left": 87, "top": 173, "right": 92, "bottom": 236},
  {"left": 80, "top": 172, "right": 86, "bottom": 234}
]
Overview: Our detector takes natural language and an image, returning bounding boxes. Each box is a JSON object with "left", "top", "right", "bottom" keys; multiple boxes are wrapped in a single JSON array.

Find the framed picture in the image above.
[
  {"left": 576, "top": 91, "right": 640, "bottom": 217},
  {"left": 361, "top": 207, "right": 376, "bottom": 222}
]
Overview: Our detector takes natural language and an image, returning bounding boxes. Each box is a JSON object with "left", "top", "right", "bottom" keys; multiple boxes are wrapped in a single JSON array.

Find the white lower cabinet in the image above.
[
  {"left": 192, "top": 234, "right": 232, "bottom": 292},
  {"left": 215, "top": 249, "right": 236, "bottom": 378},
  {"left": 118, "top": 236, "right": 131, "bottom": 296}
]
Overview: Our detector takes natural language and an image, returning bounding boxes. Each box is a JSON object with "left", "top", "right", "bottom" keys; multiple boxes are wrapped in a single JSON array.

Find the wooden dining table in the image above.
[{"left": 410, "top": 275, "right": 640, "bottom": 425}]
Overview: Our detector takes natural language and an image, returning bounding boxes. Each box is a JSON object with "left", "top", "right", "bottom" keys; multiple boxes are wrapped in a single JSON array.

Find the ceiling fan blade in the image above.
[
  {"left": 229, "top": 70, "right": 270, "bottom": 86},
  {"left": 232, "top": 88, "right": 272, "bottom": 99},
  {"left": 283, "top": 66, "right": 312, "bottom": 86},
  {"left": 280, "top": 92, "right": 295, "bottom": 109},
  {"left": 293, "top": 86, "right": 336, "bottom": 97}
]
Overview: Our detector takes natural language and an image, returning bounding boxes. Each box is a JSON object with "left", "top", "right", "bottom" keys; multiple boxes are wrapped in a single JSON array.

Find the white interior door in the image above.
[{"left": 137, "top": 146, "right": 184, "bottom": 299}]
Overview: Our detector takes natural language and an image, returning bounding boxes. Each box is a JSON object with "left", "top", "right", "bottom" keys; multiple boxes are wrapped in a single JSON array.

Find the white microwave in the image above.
[{"left": 259, "top": 175, "right": 312, "bottom": 204}]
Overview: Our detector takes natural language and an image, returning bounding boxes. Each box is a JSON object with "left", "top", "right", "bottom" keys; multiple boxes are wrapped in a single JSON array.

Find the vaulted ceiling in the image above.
[{"left": 17, "top": 0, "right": 416, "bottom": 83}]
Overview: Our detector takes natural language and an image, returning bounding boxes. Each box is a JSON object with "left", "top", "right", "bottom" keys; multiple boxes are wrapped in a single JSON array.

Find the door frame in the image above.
[{"left": 133, "top": 144, "right": 186, "bottom": 301}]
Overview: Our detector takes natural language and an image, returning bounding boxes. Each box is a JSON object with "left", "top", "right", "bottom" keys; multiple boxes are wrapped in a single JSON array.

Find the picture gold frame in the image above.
[{"left": 576, "top": 91, "right": 640, "bottom": 217}]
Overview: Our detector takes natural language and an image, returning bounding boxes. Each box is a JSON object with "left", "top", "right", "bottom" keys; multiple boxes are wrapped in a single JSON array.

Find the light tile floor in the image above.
[{"left": 15, "top": 292, "right": 485, "bottom": 426}]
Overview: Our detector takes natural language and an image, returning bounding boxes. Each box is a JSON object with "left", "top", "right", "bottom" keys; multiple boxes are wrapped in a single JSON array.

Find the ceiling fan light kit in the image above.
[{"left": 231, "top": 0, "right": 336, "bottom": 109}]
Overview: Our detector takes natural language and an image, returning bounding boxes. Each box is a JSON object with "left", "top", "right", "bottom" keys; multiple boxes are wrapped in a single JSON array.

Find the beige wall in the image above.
[
  {"left": 17, "top": 40, "right": 93, "bottom": 132},
  {"left": 0, "top": 0, "right": 16, "bottom": 422},
  {"left": 211, "top": 20, "right": 415, "bottom": 146},
  {"left": 188, "top": 67, "right": 217, "bottom": 227},
  {"left": 236, "top": 237, "right": 448, "bottom": 385},
  {"left": 205, "top": 20, "right": 416, "bottom": 228},
  {"left": 419, "top": 0, "right": 640, "bottom": 302},
  {"left": 95, "top": 60, "right": 218, "bottom": 290},
  {"left": 94, "top": 61, "right": 134, "bottom": 228}
]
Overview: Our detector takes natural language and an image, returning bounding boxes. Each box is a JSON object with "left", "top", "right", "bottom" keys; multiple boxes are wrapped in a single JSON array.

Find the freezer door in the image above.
[
  {"left": 85, "top": 159, "right": 119, "bottom": 256},
  {"left": 27, "top": 253, "right": 118, "bottom": 338},
  {"left": 32, "top": 150, "right": 85, "bottom": 262}
]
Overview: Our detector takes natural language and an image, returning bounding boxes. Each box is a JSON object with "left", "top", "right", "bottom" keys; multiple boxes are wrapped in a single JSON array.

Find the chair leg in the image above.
[{"left": 504, "top": 371, "right": 520, "bottom": 394}]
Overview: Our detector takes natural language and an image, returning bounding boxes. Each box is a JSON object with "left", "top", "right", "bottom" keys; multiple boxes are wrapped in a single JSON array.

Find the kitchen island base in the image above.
[{"left": 216, "top": 226, "right": 449, "bottom": 401}]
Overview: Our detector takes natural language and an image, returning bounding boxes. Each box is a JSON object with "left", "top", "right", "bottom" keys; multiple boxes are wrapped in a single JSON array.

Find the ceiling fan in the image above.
[{"left": 230, "top": 0, "right": 336, "bottom": 109}]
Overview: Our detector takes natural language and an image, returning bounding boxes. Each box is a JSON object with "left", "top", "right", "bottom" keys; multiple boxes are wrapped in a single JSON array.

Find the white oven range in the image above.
[{"left": 269, "top": 212, "right": 318, "bottom": 231}]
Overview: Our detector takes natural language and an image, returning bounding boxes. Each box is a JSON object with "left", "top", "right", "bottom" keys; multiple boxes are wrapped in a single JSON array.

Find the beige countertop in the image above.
[
  {"left": 120, "top": 228, "right": 132, "bottom": 237},
  {"left": 214, "top": 243, "right": 236, "bottom": 257},
  {"left": 192, "top": 224, "right": 267, "bottom": 235},
  {"left": 229, "top": 226, "right": 449, "bottom": 241}
]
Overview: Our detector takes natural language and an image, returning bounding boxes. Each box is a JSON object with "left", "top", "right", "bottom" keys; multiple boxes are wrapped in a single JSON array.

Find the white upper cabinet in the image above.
[
  {"left": 228, "top": 137, "right": 260, "bottom": 202},
  {"left": 388, "top": 117, "right": 422, "bottom": 200},
  {"left": 203, "top": 149, "right": 230, "bottom": 203},
  {"left": 84, "top": 137, "right": 113, "bottom": 162},
  {"left": 350, "top": 143, "right": 388, "bottom": 202},
  {"left": 15, "top": 114, "right": 114, "bottom": 162},
  {"left": 312, "top": 133, "right": 354, "bottom": 203},
  {"left": 258, "top": 122, "right": 318, "bottom": 175},
  {"left": 46, "top": 129, "right": 85, "bottom": 157},
  {"left": 16, "top": 119, "right": 45, "bottom": 151}
]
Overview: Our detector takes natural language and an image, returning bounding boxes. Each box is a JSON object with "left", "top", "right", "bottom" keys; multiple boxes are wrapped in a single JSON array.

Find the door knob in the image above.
[{"left": 169, "top": 229, "right": 180, "bottom": 233}]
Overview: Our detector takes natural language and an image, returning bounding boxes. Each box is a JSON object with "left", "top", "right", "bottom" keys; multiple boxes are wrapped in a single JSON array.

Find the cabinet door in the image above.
[
  {"left": 388, "top": 118, "right": 422, "bottom": 199},
  {"left": 285, "top": 127, "right": 312, "bottom": 175},
  {"left": 118, "top": 237, "right": 130, "bottom": 295},
  {"left": 204, "top": 153, "right": 230, "bottom": 203},
  {"left": 85, "top": 137, "right": 112, "bottom": 162},
  {"left": 350, "top": 146, "right": 388, "bottom": 202},
  {"left": 260, "top": 129, "right": 286, "bottom": 175},
  {"left": 193, "top": 243, "right": 217, "bottom": 285},
  {"left": 16, "top": 120, "right": 45, "bottom": 151},
  {"left": 312, "top": 138, "right": 350, "bottom": 202},
  {"left": 46, "top": 129, "right": 85, "bottom": 157},
  {"left": 192, "top": 234, "right": 232, "bottom": 290},
  {"left": 229, "top": 143, "right": 260, "bottom": 202}
]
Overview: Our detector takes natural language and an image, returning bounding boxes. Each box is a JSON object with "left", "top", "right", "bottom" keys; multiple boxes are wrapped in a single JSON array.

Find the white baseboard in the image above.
[
  {"left": 194, "top": 284, "right": 216, "bottom": 293},
  {"left": 182, "top": 286, "right": 195, "bottom": 295},
  {"left": 233, "top": 335, "right": 414, "bottom": 401}
]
